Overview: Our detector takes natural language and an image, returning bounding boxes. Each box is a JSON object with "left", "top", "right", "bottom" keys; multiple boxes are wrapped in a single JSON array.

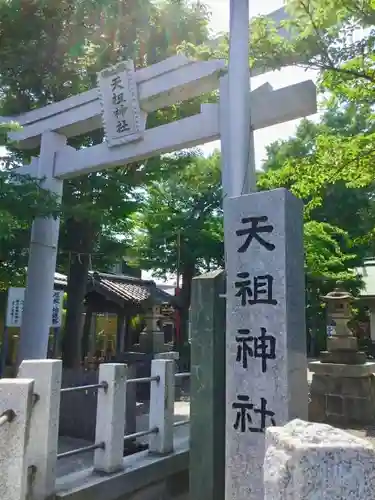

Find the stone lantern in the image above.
[
  {"left": 139, "top": 304, "right": 168, "bottom": 354},
  {"left": 320, "top": 284, "right": 366, "bottom": 365},
  {"left": 309, "top": 283, "right": 375, "bottom": 426}
]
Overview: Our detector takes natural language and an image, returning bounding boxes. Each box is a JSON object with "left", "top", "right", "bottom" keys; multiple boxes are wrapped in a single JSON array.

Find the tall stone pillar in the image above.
[
  {"left": 190, "top": 269, "right": 225, "bottom": 500},
  {"left": 225, "top": 188, "right": 307, "bottom": 500}
]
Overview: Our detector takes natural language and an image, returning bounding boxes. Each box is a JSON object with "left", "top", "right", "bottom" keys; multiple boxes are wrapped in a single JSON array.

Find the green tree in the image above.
[
  {"left": 252, "top": 0, "right": 375, "bottom": 349},
  {"left": 258, "top": 101, "right": 373, "bottom": 352},
  {"left": 251, "top": 0, "right": 375, "bottom": 195},
  {"left": 186, "top": 0, "right": 375, "bottom": 203},
  {"left": 133, "top": 151, "right": 224, "bottom": 343},
  {"left": 0, "top": 170, "right": 60, "bottom": 288},
  {"left": 303, "top": 221, "right": 362, "bottom": 352},
  {"left": 249, "top": 0, "right": 374, "bottom": 87},
  {"left": 141, "top": 0, "right": 375, "bottom": 353},
  {"left": 0, "top": 123, "right": 59, "bottom": 288},
  {"left": 261, "top": 102, "right": 375, "bottom": 242},
  {"left": 0, "top": 0, "right": 212, "bottom": 366}
]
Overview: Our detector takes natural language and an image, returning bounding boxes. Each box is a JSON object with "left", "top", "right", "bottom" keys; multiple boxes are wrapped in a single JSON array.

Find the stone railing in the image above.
[
  {"left": 3, "top": 358, "right": 375, "bottom": 500},
  {"left": 0, "top": 359, "right": 190, "bottom": 500}
]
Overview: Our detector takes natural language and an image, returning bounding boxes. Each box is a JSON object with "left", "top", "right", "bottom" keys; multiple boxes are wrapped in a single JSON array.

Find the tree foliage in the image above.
[
  {"left": 255, "top": 0, "right": 375, "bottom": 347},
  {"left": 135, "top": 152, "right": 223, "bottom": 274},
  {"left": 258, "top": 105, "right": 368, "bottom": 351},
  {"left": 132, "top": 150, "right": 223, "bottom": 342},
  {"left": 134, "top": 0, "right": 375, "bottom": 354},
  {"left": 2, "top": 0, "right": 375, "bottom": 361},
  {"left": 0, "top": 122, "right": 59, "bottom": 288},
  {"left": 0, "top": 0, "right": 212, "bottom": 366},
  {"left": 254, "top": 0, "right": 375, "bottom": 193}
]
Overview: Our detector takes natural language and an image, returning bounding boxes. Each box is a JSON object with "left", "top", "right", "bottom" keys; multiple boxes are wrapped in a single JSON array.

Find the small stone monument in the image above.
[{"left": 309, "top": 284, "right": 375, "bottom": 425}]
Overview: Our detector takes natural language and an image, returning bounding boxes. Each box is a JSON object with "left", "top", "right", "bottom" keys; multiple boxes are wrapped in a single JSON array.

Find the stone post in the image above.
[
  {"left": 18, "top": 359, "right": 62, "bottom": 499},
  {"left": 0, "top": 378, "right": 35, "bottom": 500},
  {"left": 225, "top": 188, "right": 308, "bottom": 500},
  {"left": 189, "top": 269, "right": 226, "bottom": 500},
  {"left": 124, "top": 364, "right": 137, "bottom": 439},
  {"left": 264, "top": 419, "right": 375, "bottom": 499},
  {"left": 148, "top": 359, "right": 175, "bottom": 455},
  {"left": 94, "top": 363, "right": 127, "bottom": 473}
]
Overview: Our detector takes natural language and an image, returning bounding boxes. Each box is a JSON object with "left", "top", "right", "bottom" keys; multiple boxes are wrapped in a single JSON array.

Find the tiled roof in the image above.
[
  {"left": 91, "top": 272, "right": 172, "bottom": 305},
  {"left": 54, "top": 271, "right": 174, "bottom": 306},
  {"left": 96, "top": 276, "right": 149, "bottom": 303}
]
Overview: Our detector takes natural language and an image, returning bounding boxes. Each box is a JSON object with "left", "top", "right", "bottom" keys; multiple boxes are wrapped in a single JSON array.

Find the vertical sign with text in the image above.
[
  {"left": 225, "top": 188, "right": 307, "bottom": 500},
  {"left": 97, "top": 60, "right": 143, "bottom": 148},
  {"left": 6, "top": 287, "right": 64, "bottom": 328}
]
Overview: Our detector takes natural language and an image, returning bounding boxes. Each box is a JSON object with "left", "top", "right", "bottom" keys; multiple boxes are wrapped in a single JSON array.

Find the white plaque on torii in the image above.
[{"left": 97, "top": 60, "right": 143, "bottom": 147}]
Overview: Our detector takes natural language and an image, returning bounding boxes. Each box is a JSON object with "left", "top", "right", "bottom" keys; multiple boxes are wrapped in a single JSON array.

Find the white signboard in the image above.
[
  {"left": 97, "top": 60, "right": 143, "bottom": 147},
  {"left": 6, "top": 287, "right": 64, "bottom": 328}
]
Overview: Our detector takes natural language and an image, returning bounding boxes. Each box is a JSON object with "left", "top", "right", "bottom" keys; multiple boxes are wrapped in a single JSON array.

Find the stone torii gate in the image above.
[{"left": 3, "top": 7, "right": 317, "bottom": 363}]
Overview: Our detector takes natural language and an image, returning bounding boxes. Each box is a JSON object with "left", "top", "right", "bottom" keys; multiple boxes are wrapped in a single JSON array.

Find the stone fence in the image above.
[{"left": 0, "top": 358, "right": 190, "bottom": 500}]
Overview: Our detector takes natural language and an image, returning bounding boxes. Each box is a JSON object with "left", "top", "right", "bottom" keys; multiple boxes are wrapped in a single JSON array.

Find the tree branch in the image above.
[{"left": 298, "top": 0, "right": 375, "bottom": 84}]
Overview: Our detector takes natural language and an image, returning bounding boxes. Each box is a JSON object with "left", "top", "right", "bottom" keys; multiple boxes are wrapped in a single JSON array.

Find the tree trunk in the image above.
[
  {"left": 61, "top": 218, "right": 97, "bottom": 368},
  {"left": 62, "top": 253, "right": 91, "bottom": 367}
]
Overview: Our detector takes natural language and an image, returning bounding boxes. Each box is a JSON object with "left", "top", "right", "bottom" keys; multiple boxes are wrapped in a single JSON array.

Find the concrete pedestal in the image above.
[{"left": 309, "top": 361, "right": 375, "bottom": 426}]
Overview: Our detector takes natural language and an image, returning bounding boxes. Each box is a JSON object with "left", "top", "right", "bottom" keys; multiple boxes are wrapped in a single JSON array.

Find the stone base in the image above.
[
  {"left": 136, "top": 329, "right": 173, "bottom": 354},
  {"left": 320, "top": 349, "right": 367, "bottom": 364},
  {"left": 309, "top": 361, "right": 375, "bottom": 426},
  {"left": 153, "top": 331, "right": 167, "bottom": 353},
  {"left": 309, "top": 361, "right": 375, "bottom": 377},
  {"left": 326, "top": 335, "right": 357, "bottom": 351},
  {"left": 138, "top": 332, "right": 154, "bottom": 353}
]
